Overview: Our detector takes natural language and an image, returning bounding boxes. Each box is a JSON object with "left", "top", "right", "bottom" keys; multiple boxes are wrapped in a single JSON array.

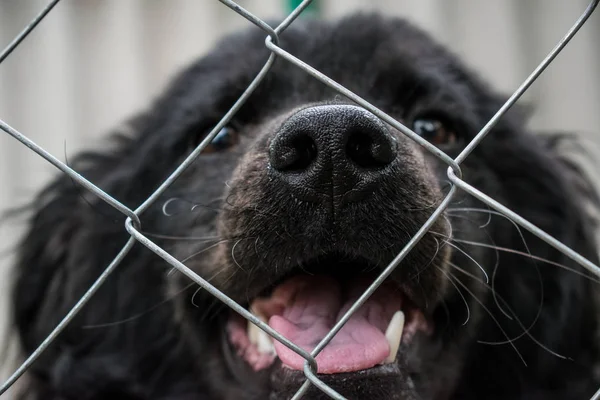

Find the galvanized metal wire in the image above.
[{"left": 0, "top": 0, "right": 599, "bottom": 399}]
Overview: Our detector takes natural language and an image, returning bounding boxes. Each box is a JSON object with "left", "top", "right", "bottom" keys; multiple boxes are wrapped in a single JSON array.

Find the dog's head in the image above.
[
  {"left": 152, "top": 14, "right": 600, "bottom": 399},
  {"left": 12, "top": 13, "right": 600, "bottom": 400}
]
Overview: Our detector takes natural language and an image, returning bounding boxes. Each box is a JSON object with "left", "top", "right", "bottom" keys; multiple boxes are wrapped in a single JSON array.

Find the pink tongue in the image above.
[{"left": 267, "top": 276, "right": 401, "bottom": 374}]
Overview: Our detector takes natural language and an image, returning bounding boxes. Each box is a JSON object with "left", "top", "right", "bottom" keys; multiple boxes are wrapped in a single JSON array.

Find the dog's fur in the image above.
[{"left": 8, "top": 14, "right": 600, "bottom": 400}]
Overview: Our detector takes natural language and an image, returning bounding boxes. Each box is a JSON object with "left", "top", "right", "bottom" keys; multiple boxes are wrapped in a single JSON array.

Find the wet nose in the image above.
[{"left": 269, "top": 105, "right": 397, "bottom": 203}]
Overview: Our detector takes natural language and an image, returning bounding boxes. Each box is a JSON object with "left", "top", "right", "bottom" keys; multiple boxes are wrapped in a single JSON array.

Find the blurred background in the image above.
[{"left": 1, "top": 0, "right": 599, "bottom": 396}]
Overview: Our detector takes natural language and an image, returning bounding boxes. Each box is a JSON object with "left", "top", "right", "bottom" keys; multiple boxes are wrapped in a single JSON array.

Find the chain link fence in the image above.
[{"left": 1, "top": 0, "right": 600, "bottom": 399}]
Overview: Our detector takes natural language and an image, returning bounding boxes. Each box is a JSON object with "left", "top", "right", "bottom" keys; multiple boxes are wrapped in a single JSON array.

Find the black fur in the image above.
[{"left": 9, "top": 14, "right": 600, "bottom": 400}]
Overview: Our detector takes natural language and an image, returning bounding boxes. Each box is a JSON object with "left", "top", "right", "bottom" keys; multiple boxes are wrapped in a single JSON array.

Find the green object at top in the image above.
[{"left": 286, "top": 0, "right": 320, "bottom": 16}]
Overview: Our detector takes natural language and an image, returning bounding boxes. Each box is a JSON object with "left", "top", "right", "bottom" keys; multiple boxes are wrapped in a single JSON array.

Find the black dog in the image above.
[{"left": 9, "top": 13, "right": 600, "bottom": 400}]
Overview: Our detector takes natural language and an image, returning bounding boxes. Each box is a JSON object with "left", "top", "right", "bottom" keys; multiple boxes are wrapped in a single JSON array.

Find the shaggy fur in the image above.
[{"left": 9, "top": 14, "right": 600, "bottom": 400}]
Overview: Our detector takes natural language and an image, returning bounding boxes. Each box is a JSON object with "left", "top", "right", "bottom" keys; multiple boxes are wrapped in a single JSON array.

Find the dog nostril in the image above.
[
  {"left": 272, "top": 134, "right": 318, "bottom": 172},
  {"left": 346, "top": 130, "right": 395, "bottom": 168}
]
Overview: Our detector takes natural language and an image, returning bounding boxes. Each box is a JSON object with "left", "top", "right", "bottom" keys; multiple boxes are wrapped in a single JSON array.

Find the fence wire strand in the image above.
[
  {"left": 0, "top": 0, "right": 60, "bottom": 65},
  {"left": 0, "top": 0, "right": 599, "bottom": 399}
]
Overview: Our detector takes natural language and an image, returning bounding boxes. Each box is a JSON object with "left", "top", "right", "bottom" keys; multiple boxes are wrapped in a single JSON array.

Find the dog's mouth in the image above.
[{"left": 226, "top": 256, "right": 433, "bottom": 385}]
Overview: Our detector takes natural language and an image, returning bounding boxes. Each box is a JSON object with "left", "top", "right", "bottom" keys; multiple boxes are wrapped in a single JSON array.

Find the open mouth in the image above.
[{"left": 226, "top": 257, "right": 432, "bottom": 378}]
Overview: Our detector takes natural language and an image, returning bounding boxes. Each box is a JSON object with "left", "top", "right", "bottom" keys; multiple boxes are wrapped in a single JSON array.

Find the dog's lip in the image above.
[
  {"left": 269, "top": 361, "right": 406, "bottom": 387},
  {"left": 267, "top": 355, "right": 423, "bottom": 400}
]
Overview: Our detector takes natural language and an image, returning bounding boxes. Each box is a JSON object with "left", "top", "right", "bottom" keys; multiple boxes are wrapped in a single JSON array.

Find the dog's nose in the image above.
[{"left": 269, "top": 105, "right": 397, "bottom": 203}]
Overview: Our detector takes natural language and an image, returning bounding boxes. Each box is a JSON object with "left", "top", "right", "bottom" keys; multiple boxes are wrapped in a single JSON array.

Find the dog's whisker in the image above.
[
  {"left": 191, "top": 286, "right": 204, "bottom": 308},
  {"left": 231, "top": 238, "right": 248, "bottom": 273},
  {"left": 447, "top": 260, "right": 538, "bottom": 339},
  {"left": 439, "top": 240, "right": 489, "bottom": 284},
  {"left": 82, "top": 282, "right": 197, "bottom": 329},
  {"left": 434, "top": 265, "right": 470, "bottom": 325},
  {"left": 446, "top": 230, "right": 554, "bottom": 333},
  {"left": 431, "top": 229, "right": 506, "bottom": 319},
  {"left": 253, "top": 236, "right": 261, "bottom": 259},
  {"left": 191, "top": 266, "right": 233, "bottom": 312},
  {"left": 411, "top": 236, "right": 443, "bottom": 280},
  {"left": 447, "top": 207, "right": 493, "bottom": 228},
  {"left": 442, "top": 207, "right": 546, "bottom": 320},
  {"left": 435, "top": 228, "right": 536, "bottom": 321},
  {"left": 447, "top": 262, "right": 568, "bottom": 361},
  {"left": 162, "top": 196, "right": 225, "bottom": 217},
  {"left": 445, "top": 212, "right": 491, "bottom": 230},
  {"left": 458, "top": 209, "right": 533, "bottom": 255},
  {"left": 448, "top": 206, "right": 550, "bottom": 325},
  {"left": 445, "top": 236, "right": 600, "bottom": 285},
  {"left": 180, "top": 239, "right": 233, "bottom": 264},
  {"left": 444, "top": 271, "right": 527, "bottom": 366},
  {"left": 405, "top": 199, "right": 440, "bottom": 211}
]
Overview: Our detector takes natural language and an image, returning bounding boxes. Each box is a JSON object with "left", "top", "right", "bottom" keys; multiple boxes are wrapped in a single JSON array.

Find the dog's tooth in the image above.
[
  {"left": 247, "top": 319, "right": 275, "bottom": 354},
  {"left": 247, "top": 310, "right": 276, "bottom": 355},
  {"left": 256, "top": 327, "right": 276, "bottom": 355},
  {"left": 247, "top": 319, "right": 260, "bottom": 345},
  {"left": 384, "top": 310, "right": 405, "bottom": 364},
  {"left": 247, "top": 310, "right": 265, "bottom": 343}
]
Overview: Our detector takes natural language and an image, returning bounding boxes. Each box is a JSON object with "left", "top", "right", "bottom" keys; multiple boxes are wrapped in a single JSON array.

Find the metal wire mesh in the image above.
[{"left": 1, "top": 0, "right": 600, "bottom": 399}]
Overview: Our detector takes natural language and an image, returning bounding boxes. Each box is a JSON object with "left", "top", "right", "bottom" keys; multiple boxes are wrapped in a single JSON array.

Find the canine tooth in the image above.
[
  {"left": 247, "top": 319, "right": 260, "bottom": 345},
  {"left": 247, "top": 317, "right": 275, "bottom": 355},
  {"left": 256, "top": 327, "right": 276, "bottom": 355},
  {"left": 247, "top": 311, "right": 265, "bottom": 344},
  {"left": 384, "top": 310, "right": 405, "bottom": 364}
]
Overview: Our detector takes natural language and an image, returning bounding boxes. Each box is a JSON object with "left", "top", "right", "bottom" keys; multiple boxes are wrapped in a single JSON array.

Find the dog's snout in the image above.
[{"left": 269, "top": 105, "right": 397, "bottom": 203}]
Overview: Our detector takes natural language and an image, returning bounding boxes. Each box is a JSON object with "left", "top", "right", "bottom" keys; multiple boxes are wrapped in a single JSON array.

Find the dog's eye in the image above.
[
  {"left": 205, "top": 126, "right": 239, "bottom": 152},
  {"left": 413, "top": 118, "right": 457, "bottom": 146}
]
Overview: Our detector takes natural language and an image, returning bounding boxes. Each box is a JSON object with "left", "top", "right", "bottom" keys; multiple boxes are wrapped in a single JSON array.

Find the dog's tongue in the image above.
[{"left": 262, "top": 275, "right": 401, "bottom": 374}]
